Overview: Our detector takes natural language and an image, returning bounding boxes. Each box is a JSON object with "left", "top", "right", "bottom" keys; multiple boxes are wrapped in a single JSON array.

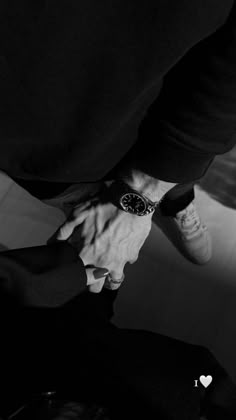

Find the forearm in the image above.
[
  {"left": 114, "top": 4, "right": 236, "bottom": 185},
  {"left": 106, "top": 4, "right": 236, "bottom": 191}
]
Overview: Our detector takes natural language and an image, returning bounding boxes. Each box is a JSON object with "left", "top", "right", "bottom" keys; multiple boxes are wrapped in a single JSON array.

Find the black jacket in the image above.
[
  {"left": 0, "top": 242, "right": 225, "bottom": 420},
  {"left": 0, "top": 0, "right": 235, "bottom": 193},
  {"left": 0, "top": 242, "right": 87, "bottom": 308}
]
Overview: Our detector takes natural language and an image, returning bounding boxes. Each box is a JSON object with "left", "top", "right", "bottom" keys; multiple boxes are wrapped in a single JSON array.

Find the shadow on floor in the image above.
[{"left": 198, "top": 147, "right": 236, "bottom": 211}]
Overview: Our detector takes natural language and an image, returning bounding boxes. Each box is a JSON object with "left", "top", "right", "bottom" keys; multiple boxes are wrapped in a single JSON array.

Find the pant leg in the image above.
[
  {"left": 1, "top": 288, "right": 226, "bottom": 420},
  {"left": 0, "top": 288, "right": 118, "bottom": 417}
]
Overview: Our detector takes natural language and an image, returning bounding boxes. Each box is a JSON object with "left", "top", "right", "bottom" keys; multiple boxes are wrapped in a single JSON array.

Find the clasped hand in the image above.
[{"left": 56, "top": 196, "right": 153, "bottom": 292}]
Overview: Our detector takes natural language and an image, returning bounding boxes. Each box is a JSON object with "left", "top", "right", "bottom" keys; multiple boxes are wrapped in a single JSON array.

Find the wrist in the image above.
[
  {"left": 104, "top": 173, "right": 159, "bottom": 202},
  {"left": 113, "top": 169, "right": 177, "bottom": 202},
  {"left": 103, "top": 177, "right": 158, "bottom": 216},
  {"left": 122, "top": 170, "right": 160, "bottom": 201}
]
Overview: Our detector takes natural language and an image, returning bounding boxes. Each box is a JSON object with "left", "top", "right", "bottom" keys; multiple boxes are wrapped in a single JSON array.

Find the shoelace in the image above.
[{"left": 177, "top": 206, "right": 201, "bottom": 236}]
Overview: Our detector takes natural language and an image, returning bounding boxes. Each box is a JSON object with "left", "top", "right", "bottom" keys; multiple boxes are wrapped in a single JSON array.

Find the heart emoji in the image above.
[{"left": 199, "top": 375, "right": 213, "bottom": 388}]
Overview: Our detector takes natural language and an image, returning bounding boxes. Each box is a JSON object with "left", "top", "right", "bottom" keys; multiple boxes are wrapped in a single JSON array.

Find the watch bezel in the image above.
[
  {"left": 119, "top": 192, "right": 147, "bottom": 215},
  {"left": 105, "top": 180, "right": 158, "bottom": 216}
]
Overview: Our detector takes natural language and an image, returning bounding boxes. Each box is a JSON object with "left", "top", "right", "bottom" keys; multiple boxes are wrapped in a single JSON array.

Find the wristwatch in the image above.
[{"left": 105, "top": 180, "right": 158, "bottom": 216}]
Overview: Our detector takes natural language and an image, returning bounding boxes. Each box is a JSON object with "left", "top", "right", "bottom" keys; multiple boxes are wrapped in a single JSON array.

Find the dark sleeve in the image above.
[
  {"left": 0, "top": 242, "right": 87, "bottom": 308},
  {"left": 118, "top": 1, "right": 236, "bottom": 183}
]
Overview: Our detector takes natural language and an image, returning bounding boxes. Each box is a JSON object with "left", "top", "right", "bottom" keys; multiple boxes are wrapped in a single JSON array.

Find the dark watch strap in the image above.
[{"left": 103, "top": 180, "right": 158, "bottom": 216}]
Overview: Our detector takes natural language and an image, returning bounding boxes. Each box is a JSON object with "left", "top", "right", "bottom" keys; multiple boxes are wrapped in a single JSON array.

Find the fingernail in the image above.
[{"left": 93, "top": 268, "right": 109, "bottom": 279}]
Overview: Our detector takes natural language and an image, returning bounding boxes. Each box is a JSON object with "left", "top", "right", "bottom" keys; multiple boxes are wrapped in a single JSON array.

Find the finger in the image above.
[
  {"left": 110, "top": 268, "right": 125, "bottom": 282},
  {"left": 86, "top": 267, "right": 109, "bottom": 286},
  {"left": 104, "top": 273, "right": 125, "bottom": 290},
  {"left": 56, "top": 212, "right": 88, "bottom": 240},
  {"left": 47, "top": 229, "right": 61, "bottom": 245},
  {"left": 88, "top": 278, "right": 105, "bottom": 293},
  {"left": 129, "top": 255, "right": 138, "bottom": 264},
  {"left": 106, "top": 267, "right": 125, "bottom": 290}
]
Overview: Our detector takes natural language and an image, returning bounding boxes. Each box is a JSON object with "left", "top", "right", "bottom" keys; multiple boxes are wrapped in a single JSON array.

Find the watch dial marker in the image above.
[{"left": 121, "top": 193, "right": 146, "bottom": 215}]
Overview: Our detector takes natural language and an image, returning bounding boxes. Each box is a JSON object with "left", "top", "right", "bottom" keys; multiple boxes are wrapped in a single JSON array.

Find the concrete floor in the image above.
[{"left": 0, "top": 162, "right": 236, "bottom": 384}]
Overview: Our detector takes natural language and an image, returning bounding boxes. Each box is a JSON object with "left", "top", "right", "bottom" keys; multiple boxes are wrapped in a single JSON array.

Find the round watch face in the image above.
[{"left": 120, "top": 193, "right": 146, "bottom": 215}]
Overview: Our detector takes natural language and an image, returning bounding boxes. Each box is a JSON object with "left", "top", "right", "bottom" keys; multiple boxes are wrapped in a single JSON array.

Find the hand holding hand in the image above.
[{"left": 56, "top": 197, "right": 153, "bottom": 290}]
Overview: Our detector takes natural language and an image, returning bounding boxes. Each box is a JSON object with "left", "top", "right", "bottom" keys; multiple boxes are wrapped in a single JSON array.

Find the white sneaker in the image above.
[
  {"left": 155, "top": 200, "right": 212, "bottom": 264},
  {"left": 173, "top": 202, "right": 212, "bottom": 264}
]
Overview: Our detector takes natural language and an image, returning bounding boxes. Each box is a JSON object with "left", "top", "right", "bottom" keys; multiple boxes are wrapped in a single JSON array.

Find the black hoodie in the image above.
[{"left": 0, "top": 0, "right": 235, "bottom": 197}]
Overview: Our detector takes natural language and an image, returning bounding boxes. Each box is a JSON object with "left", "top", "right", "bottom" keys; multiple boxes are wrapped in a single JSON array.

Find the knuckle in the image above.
[{"left": 130, "top": 256, "right": 138, "bottom": 264}]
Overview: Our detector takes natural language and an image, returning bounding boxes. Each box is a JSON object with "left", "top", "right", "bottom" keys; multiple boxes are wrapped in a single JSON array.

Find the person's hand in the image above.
[
  {"left": 85, "top": 265, "right": 109, "bottom": 293},
  {"left": 55, "top": 198, "right": 153, "bottom": 290}
]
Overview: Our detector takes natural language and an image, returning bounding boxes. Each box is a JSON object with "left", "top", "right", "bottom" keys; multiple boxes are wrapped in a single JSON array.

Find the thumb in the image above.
[{"left": 88, "top": 278, "right": 106, "bottom": 294}]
